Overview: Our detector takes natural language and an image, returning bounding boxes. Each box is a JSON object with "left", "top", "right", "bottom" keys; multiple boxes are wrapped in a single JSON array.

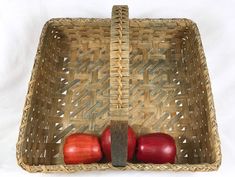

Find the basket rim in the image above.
[
  {"left": 17, "top": 162, "right": 221, "bottom": 173},
  {"left": 16, "top": 18, "right": 221, "bottom": 172}
]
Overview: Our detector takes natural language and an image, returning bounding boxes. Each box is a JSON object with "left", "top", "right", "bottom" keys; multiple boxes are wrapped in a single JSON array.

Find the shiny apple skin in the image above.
[
  {"left": 63, "top": 133, "right": 102, "bottom": 164},
  {"left": 136, "top": 133, "right": 176, "bottom": 164},
  {"left": 101, "top": 126, "right": 136, "bottom": 161}
]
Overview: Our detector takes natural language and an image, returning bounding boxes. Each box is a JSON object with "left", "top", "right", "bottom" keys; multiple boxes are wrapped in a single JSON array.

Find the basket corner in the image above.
[
  {"left": 183, "top": 18, "right": 198, "bottom": 27},
  {"left": 16, "top": 156, "right": 33, "bottom": 173}
]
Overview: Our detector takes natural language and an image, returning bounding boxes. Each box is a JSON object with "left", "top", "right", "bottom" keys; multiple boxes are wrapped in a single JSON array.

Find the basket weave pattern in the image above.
[{"left": 16, "top": 6, "right": 221, "bottom": 172}]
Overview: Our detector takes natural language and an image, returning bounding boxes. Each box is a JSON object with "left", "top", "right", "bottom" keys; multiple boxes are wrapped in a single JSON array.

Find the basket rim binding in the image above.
[{"left": 16, "top": 17, "right": 221, "bottom": 172}]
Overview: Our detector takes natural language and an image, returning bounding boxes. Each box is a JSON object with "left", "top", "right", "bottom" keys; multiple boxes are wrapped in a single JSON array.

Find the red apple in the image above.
[
  {"left": 101, "top": 126, "right": 136, "bottom": 161},
  {"left": 63, "top": 133, "right": 102, "bottom": 164},
  {"left": 136, "top": 133, "right": 176, "bottom": 164}
]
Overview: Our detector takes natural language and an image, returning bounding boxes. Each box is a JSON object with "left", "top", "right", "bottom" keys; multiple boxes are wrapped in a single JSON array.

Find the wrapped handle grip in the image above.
[{"left": 110, "top": 5, "right": 129, "bottom": 167}]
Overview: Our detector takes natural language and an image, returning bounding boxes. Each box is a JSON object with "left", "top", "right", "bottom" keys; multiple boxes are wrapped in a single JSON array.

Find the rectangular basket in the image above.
[{"left": 16, "top": 5, "right": 221, "bottom": 172}]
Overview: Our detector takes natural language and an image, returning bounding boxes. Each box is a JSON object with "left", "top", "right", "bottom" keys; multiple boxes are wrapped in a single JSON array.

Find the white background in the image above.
[{"left": 0, "top": 0, "right": 235, "bottom": 176}]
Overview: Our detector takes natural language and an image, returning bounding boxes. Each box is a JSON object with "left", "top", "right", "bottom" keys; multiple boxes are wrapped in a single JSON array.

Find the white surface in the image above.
[{"left": 0, "top": 0, "right": 235, "bottom": 176}]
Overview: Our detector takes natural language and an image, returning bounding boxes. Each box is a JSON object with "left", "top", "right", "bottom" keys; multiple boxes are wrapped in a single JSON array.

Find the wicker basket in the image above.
[{"left": 16, "top": 5, "right": 221, "bottom": 172}]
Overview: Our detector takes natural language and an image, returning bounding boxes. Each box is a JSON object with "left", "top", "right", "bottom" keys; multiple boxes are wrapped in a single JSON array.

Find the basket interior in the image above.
[{"left": 20, "top": 19, "right": 216, "bottom": 166}]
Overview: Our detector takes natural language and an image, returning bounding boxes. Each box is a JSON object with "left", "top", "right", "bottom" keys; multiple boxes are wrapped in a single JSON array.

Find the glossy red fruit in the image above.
[
  {"left": 136, "top": 133, "right": 176, "bottom": 164},
  {"left": 63, "top": 133, "right": 102, "bottom": 164},
  {"left": 101, "top": 126, "right": 136, "bottom": 161}
]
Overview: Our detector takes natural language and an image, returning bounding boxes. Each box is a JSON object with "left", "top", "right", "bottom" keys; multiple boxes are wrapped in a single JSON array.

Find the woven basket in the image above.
[{"left": 16, "top": 5, "right": 221, "bottom": 172}]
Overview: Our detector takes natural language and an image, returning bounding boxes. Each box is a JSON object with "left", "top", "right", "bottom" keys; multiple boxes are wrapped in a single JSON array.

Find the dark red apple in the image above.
[
  {"left": 63, "top": 133, "right": 102, "bottom": 164},
  {"left": 136, "top": 133, "right": 176, "bottom": 164},
  {"left": 101, "top": 126, "right": 136, "bottom": 161}
]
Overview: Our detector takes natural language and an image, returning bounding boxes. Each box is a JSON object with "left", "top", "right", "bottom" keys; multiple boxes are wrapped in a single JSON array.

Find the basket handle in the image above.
[{"left": 110, "top": 5, "right": 129, "bottom": 167}]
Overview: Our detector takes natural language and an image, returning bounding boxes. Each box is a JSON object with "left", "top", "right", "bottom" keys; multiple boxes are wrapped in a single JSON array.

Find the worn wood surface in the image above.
[{"left": 110, "top": 120, "right": 128, "bottom": 167}]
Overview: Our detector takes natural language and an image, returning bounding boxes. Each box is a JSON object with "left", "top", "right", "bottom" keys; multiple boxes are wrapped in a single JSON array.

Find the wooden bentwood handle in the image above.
[{"left": 110, "top": 5, "right": 129, "bottom": 167}]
